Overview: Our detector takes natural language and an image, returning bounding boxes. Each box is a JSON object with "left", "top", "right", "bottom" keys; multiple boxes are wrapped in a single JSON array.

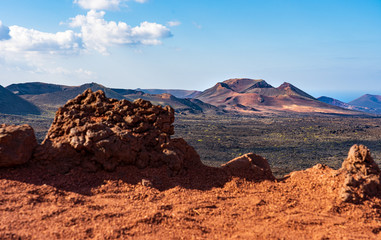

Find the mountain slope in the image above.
[
  {"left": 277, "top": 82, "right": 316, "bottom": 99},
  {"left": 0, "top": 85, "right": 41, "bottom": 115}
]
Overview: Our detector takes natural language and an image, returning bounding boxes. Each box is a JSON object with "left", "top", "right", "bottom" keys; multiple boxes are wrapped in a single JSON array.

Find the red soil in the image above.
[{"left": 1, "top": 163, "right": 381, "bottom": 239}]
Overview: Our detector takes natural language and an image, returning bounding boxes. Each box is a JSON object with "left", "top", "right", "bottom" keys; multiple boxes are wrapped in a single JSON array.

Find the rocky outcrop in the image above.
[
  {"left": 221, "top": 153, "right": 275, "bottom": 180},
  {"left": 340, "top": 144, "right": 381, "bottom": 202},
  {"left": 34, "top": 89, "right": 201, "bottom": 173},
  {"left": 0, "top": 124, "right": 37, "bottom": 167}
]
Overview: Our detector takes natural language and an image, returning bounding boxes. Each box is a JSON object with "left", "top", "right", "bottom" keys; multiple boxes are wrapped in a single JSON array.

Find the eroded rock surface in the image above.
[
  {"left": 221, "top": 153, "right": 275, "bottom": 180},
  {"left": 340, "top": 144, "right": 381, "bottom": 202},
  {"left": 0, "top": 124, "right": 37, "bottom": 167},
  {"left": 34, "top": 89, "right": 201, "bottom": 173}
]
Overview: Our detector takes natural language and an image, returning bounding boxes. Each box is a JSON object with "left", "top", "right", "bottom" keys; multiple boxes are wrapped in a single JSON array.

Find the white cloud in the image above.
[
  {"left": 0, "top": 21, "right": 11, "bottom": 40},
  {"left": 74, "top": 0, "right": 122, "bottom": 10},
  {"left": 0, "top": 11, "right": 171, "bottom": 55},
  {"left": 0, "top": 2, "right": 171, "bottom": 57},
  {"left": 0, "top": 25, "right": 83, "bottom": 54},
  {"left": 69, "top": 10, "right": 172, "bottom": 54},
  {"left": 167, "top": 21, "right": 181, "bottom": 27},
  {"left": 74, "top": 0, "right": 147, "bottom": 10}
]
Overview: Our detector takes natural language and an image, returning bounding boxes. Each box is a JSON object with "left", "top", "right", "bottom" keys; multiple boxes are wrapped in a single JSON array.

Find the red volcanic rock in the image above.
[
  {"left": 0, "top": 124, "right": 37, "bottom": 167},
  {"left": 34, "top": 89, "right": 201, "bottom": 173},
  {"left": 340, "top": 144, "right": 381, "bottom": 202},
  {"left": 221, "top": 153, "right": 275, "bottom": 180}
]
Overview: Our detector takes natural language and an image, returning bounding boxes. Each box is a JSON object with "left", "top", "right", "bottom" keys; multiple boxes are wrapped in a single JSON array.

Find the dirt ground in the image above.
[{"left": 1, "top": 163, "right": 381, "bottom": 239}]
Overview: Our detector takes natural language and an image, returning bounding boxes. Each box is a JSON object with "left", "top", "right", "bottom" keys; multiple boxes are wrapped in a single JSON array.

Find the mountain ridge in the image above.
[{"left": 3, "top": 80, "right": 377, "bottom": 116}]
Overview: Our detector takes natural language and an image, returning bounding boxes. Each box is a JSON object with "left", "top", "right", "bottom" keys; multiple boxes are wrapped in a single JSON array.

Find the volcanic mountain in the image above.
[
  {"left": 349, "top": 94, "right": 381, "bottom": 114},
  {"left": 0, "top": 85, "right": 40, "bottom": 115},
  {"left": 195, "top": 78, "right": 359, "bottom": 114}
]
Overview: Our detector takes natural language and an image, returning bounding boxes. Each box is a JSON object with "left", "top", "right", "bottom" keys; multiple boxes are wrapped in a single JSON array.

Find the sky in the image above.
[{"left": 0, "top": 0, "right": 380, "bottom": 102}]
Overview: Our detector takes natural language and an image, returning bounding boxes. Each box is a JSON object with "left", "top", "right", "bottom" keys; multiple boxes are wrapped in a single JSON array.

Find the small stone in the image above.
[
  {"left": 221, "top": 153, "right": 275, "bottom": 181},
  {"left": 340, "top": 190, "right": 353, "bottom": 202},
  {"left": 141, "top": 179, "right": 153, "bottom": 187}
]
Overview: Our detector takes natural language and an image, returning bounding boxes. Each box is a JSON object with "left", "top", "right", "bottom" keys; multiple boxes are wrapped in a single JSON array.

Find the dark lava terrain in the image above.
[{"left": 173, "top": 114, "right": 381, "bottom": 177}]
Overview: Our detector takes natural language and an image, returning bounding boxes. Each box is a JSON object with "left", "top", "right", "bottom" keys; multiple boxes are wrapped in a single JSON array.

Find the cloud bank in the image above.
[
  {"left": 0, "top": 10, "right": 171, "bottom": 55},
  {"left": 69, "top": 10, "right": 172, "bottom": 54}
]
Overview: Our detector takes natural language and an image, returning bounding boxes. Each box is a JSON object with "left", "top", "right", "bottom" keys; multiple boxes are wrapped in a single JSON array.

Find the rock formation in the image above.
[
  {"left": 0, "top": 124, "right": 37, "bottom": 167},
  {"left": 34, "top": 89, "right": 201, "bottom": 173},
  {"left": 221, "top": 153, "right": 275, "bottom": 180},
  {"left": 340, "top": 144, "right": 381, "bottom": 202}
]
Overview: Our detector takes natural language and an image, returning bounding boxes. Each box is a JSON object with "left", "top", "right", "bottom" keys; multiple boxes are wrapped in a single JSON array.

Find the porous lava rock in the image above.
[
  {"left": 221, "top": 153, "right": 275, "bottom": 180},
  {"left": 0, "top": 124, "right": 37, "bottom": 167},
  {"left": 34, "top": 89, "right": 201, "bottom": 173},
  {"left": 340, "top": 144, "right": 381, "bottom": 203}
]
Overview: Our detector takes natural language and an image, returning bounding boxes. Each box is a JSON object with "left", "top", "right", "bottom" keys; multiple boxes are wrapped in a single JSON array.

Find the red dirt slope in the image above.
[{"left": 1, "top": 160, "right": 381, "bottom": 239}]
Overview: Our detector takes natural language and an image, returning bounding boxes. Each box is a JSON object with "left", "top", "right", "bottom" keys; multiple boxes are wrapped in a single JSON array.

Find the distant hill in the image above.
[
  {"left": 349, "top": 94, "right": 381, "bottom": 114},
  {"left": 19, "top": 83, "right": 125, "bottom": 113},
  {"left": 120, "top": 92, "right": 223, "bottom": 114},
  {"left": 318, "top": 96, "right": 353, "bottom": 109},
  {"left": 136, "top": 89, "right": 201, "bottom": 99},
  {"left": 6, "top": 82, "right": 71, "bottom": 95},
  {"left": 317, "top": 96, "right": 369, "bottom": 112},
  {"left": 8, "top": 82, "right": 218, "bottom": 115},
  {"left": 196, "top": 78, "right": 358, "bottom": 115},
  {"left": 349, "top": 94, "right": 381, "bottom": 109},
  {"left": 0, "top": 85, "right": 41, "bottom": 115}
]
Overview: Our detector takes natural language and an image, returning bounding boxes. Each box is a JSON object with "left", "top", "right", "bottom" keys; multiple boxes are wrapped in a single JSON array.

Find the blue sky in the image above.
[{"left": 0, "top": 0, "right": 380, "bottom": 102}]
